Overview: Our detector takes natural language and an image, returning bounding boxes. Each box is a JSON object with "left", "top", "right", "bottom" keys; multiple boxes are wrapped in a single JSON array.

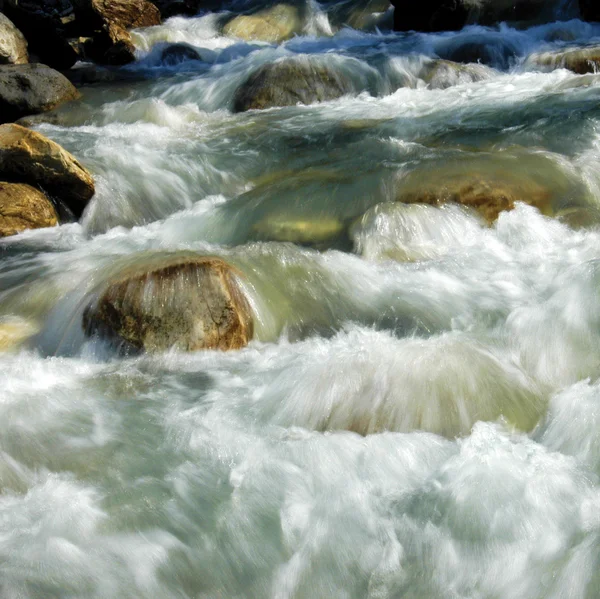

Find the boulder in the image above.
[
  {"left": 390, "top": 0, "right": 467, "bottom": 32},
  {"left": 160, "top": 42, "right": 201, "bottom": 65},
  {"left": 251, "top": 214, "right": 345, "bottom": 246},
  {"left": 83, "top": 22, "right": 137, "bottom": 65},
  {"left": 0, "top": 13, "right": 28, "bottom": 64},
  {"left": 420, "top": 59, "right": 495, "bottom": 89},
  {"left": 579, "top": 0, "right": 600, "bottom": 22},
  {"left": 0, "top": 181, "right": 58, "bottom": 237},
  {"left": 528, "top": 46, "right": 600, "bottom": 74},
  {"left": 327, "top": 0, "right": 393, "bottom": 32},
  {"left": 0, "top": 124, "right": 95, "bottom": 217},
  {"left": 233, "top": 58, "right": 353, "bottom": 112},
  {"left": 222, "top": 4, "right": 302, "bottom": 43},
  {"left": 72, "top": 0, "right": 161, "bottom": 31},
  {"left": 83, "top": 256, "right": 254, "bottom": 352},
  {"left": 0, "top": 64, "right": 80, "bottom": 124}
]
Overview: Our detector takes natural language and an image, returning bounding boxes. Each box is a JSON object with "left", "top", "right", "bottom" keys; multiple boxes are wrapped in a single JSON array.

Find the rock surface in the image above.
[
  {"left": 0, "top": 13, "right": 28, "bottom": 65},
  {"left": 0, "top": 64, "right": 80, "bottom": 124},
  {"left": 83, "top": 256, "right": 254, "bottom": 352},
  {"left": 0, "top": 124, "right": 95, "bottom": 217},
  {"left": 421, "top": 59, "right": 495, "bottom": 89},
  {"left": 528, "top": 46, "right": 600, "bottom": 74},
  {"left": 75, "top": 0, "right": 162, "bottom": 30},
  {"left": 0, "top": 181, "right": 58, "bottom": 237},
  {"left": 0, "top": 317, "right": 38, "bottom": 351},
  {"left": 160, "top": 42, "right": 201, "bottom": 65},
  {"left": 233, "top": 58, "right": 353, "bottom": 112},
  {"left": 223, "top": 4, "right": 302, "bottom": 43}
]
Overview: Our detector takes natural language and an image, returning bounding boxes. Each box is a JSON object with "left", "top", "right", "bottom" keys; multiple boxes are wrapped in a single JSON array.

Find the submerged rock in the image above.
[
  {"left": 160, "top": 42, "right": 201, "bottom": 65},
  {"left": 0, "top": 181, "right": 58, "bottom": 237},
  {"left": 83, "top": 256, "right": 254, "bottom": 352},
  {"left": 0, "top": 13, "right": 28, "bottom": 65},
  {"left": 0, "top": 317, "right": 38, "bottom": 351},
  {"left": 222, "top": 4, "right": 302, "bottom": 43},
  {"left": 0, "top": 64, "right": 80, "bottom": 124},
  {"left": 233, "top": 57, "right": 354, "bottom": 111},
  {"left": 252, "top": 214, "right": 346, "bottom": 246},
  {"left": 0, "top": 124, "right": 95, "bottom": 217},
  {"left": 528, "top": 46, "right": 600, "bottom": 74},
  {"left": 421, "top": 59, "right": 496, "bottom": 89}
]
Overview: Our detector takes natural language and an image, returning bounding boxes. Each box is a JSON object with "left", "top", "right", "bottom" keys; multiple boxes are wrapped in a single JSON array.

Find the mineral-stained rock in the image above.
[
  {"left": 233, "top": 57, "right": 353, "bottom": 112},
  {"left": 0, "top": 124, "right": 95, "bottom": 217},
  {"left": 0, "top": 64, "right": 80, "bottom": 124},
  {"left": 223, "top": 4, "right": 302, "bottom": 43},
  {"left": 83, "top": 256, "right": 254, "bottom": 352},
  {"left": 0, "top": 181, "right": 58, "bottom": 237},
  {"left": 0, "top": 13, "right": 28, "bottom": 65}
]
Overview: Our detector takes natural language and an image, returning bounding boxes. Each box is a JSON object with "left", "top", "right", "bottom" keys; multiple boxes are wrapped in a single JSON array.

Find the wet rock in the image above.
[
  {"left": 0, "top": 181, "right": 58, "bottom": 237},
  {"left": 83, "top": 22, "right": 137, "bottom": 65},
  {"left": 0, "top": 64, "right": 80, "bottom": 124},
  {"left": 421, "top": 59, "right": 496, "bottom": 89},
  {"left": 0, "top": 13, "right": 28, "bottom": 65},
  {"left": 328, "top": 0, "right": 393, "bottom": 32},
  {"left": 251, "top": 214, "right": 345, "bottom": 246},
  {"left": 579, "top": 0, "right": 600, "bottom": 22},
  {"left": 436, "top": 35, "right": 518, "bottom": 69},
  {"left": 390, "top": 0, "right": 467, "bottom": 32},
  {"left": 223, "top": 4, "right": 302, "bottom": 43},
  {"left": 160, "top": 42, "right": 200, "bottom": 65},
  {"left": 0, "top": 124, "right": 95, "bottom": 217},
  {"left": 83, "top": 256, "right": 254, "bottom": 352},
  {"left": 0, "top": 317, "right": 38, "bottom": 351},
  {"left": 528, "top": 46, "right": 600, "bottom": 75},
  {"left": 233, "top": 57, "right": 354, "bottom": 111}
]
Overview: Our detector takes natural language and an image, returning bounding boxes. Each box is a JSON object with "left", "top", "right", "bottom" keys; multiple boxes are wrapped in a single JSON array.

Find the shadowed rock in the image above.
[
  {"left": 0, "top": 124, "right": 95, "bottom": 217},
  {"left": 233, "top": 58, "right": 353, "bottom": 111},
  {"left": 0, "top": 181, "right": 58, "bottom": 237},
  {"left": 83, "top": 256, "right": 254, "bottom": 352},
  {"left": 160, "top": 42, "right": 201, "bottom": 65},
  {"left": 0, "top": 13, "right": 28, "bottom": 65},
  {"left": 0, "top": 64, "right": 79, "bottom": 124}
]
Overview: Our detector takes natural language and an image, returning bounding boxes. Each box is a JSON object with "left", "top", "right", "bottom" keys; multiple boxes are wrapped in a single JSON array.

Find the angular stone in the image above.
[
  {"left": 0, "top": 124, "right": 95, "bottom": 217},
  {"left": 0, "top": 13, "right": 28, "bottom": 65},
  {"left": 0, "top": 181, "right": 58, "bottom": 237},
  {"left": 83, "top": 256, "right": 254, "bottom": 352},
  {"left": 0, "top": 64, "right": 80, "bottom": 124}
]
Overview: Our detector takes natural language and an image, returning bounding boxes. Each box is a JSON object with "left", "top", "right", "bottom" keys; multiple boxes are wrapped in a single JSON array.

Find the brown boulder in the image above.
[
  {"left": 83, "top": 256, "right": 254, "bottom": 352},
  {"left": 528, "top": 46, "right": 600, "bottom": 74},
  {"left": 88, "top": 0, "right": 161, "bottom": 29},
  {"left": 0, "top": 124, "right": 95, "bottom": 217},
  {"left": 0, "top": 64, "right": 79, "bottom": 124},
  {"left": 0, "top": 181, "right": 58, "bottom": 237},
  {"left": 0, "top": 13, "right": 28, "bottom": 64}
]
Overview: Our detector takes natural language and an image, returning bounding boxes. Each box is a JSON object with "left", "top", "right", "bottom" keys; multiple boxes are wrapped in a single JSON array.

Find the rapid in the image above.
[{"left": 3, "top": 0, "right": 600, "bottom": 597}]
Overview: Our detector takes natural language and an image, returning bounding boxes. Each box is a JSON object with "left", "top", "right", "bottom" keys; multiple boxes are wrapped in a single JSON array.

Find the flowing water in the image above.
[{"left": 4, "top": 1, "right": 600, "bottom": 597}]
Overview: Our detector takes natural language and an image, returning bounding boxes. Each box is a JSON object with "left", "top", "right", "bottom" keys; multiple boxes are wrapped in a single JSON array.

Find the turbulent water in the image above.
[{"left": 4, "top": 2, "right": 600, "bottom": 597}]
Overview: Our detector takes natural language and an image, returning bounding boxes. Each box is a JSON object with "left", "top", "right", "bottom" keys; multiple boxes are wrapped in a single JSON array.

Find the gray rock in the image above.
[{"left": 0, "top": 64, "right": 80, "bottom": 124}]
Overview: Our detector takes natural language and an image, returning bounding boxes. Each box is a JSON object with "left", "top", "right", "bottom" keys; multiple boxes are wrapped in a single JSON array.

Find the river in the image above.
[{"left": 2, "top": 2, "right": 600, "bottom": 597}]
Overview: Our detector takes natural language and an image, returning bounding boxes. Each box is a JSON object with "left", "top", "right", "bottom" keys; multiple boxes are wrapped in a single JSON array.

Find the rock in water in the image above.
[
  {"left": 0, "top": 13, "right": 28, "bottom": 65},
  {"left": 233, "top": 58, "right": 353, "bottom": 112},
  {"left": 527, "top": 46, "right": 600, "bottom": 74},
  {"left": 84, "top": 0, "right": 162, "bottom": 29},
  {"left": 0, "top": 181, "right": 58, "bottom": 237},
  {"left": 222, "top": 4, "right": 302, "bottom": 43},
  {"left": 0, "top": 124, "right": 95, "bottom": 217},
  {"left": 0, "top": 64, "right": 80, "bottom": 124},
  {"left": 421, "top": 59, "right": 495, "bottom": 89},
  {"left": 0, "top": 317, "right": 38, "bottom": 351},
  {"left": 160, "top": 43, "right": 200, "bottom": 65},
  {"left": 83, "top": 257, "right": 254, "bottom": 352}
]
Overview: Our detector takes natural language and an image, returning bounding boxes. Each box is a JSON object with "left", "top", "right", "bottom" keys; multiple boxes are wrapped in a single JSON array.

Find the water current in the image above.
[{"left": 3, "top": 1, "right": 600, "bottom": 596}]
